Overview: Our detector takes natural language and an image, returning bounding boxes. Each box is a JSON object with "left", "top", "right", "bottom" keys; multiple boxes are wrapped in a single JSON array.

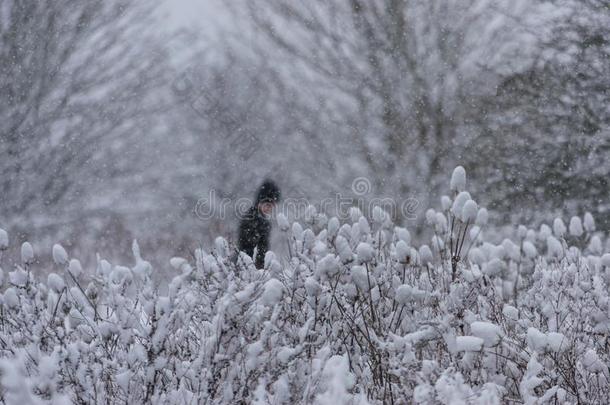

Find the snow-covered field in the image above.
[{"left": 0, "top": 168, "right": 609, "bottom": 404}]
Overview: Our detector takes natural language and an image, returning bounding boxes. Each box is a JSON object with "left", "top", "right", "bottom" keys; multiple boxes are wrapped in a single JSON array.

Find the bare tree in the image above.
[
  {"left": 0, "top": 0, "right": 170, "bottom": 242},
  {"left": 241, "top": 0, "right": 546, "bottom": 223},
  {"left": 471, "top": 0, "right": 610, "bottom": 227}
]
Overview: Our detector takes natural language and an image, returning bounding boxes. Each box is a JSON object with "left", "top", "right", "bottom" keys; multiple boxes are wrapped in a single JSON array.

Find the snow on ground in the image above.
[{"left": 0, "top": 167, "right": 609, "bottom": 403}]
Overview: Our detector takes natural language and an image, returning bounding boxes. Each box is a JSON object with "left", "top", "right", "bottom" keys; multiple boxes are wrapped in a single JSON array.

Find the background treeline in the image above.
[{"left": 1, "top": 0, "right": 608, "bottom": 265}]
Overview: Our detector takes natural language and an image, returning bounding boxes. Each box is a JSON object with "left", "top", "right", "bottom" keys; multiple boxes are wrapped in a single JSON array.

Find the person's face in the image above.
[{"left": 258, "top": 202, "right": 275, "bottom": 216}]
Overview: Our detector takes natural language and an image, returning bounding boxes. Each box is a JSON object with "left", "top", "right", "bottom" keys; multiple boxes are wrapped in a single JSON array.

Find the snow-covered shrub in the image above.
[{"left": 0, "top": 167, "right": 609, "bottom": 404}]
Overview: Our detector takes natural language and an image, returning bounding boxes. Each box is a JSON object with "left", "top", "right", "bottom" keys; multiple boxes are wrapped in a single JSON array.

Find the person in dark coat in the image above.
[{"left": 237, "top": 180, "right": 281, "bottom": 268}]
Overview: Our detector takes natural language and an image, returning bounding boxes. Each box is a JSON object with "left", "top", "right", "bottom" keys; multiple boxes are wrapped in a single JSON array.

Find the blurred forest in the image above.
[{"left": 1, "top": 0, "right": 608, "bottom": 265}]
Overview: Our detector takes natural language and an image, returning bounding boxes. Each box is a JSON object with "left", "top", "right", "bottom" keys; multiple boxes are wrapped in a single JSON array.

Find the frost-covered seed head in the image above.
[
  {"left": 304, "top": 205, "right": 317, "bottom": 225},
  {"left": 277, "top": 213, "right": 290, "bottom": 232},
  {"left": 470, "top": 321, "right": 502, "bottom": 347},
  {"left": 522, "top": 241, "right": 538, "bottom": 259},
  {"left": 451, "top": 192, "right": 471, "bottom": 218},
  {"left": 501, "top": 239, "right": 519, "bottom": 261},
  {"left": 317, "top": 254, "right": 340, "bottom": 278},
  {"left": 85, "top": 282, "right": 98, "bottom": 301},
  {"left": 349, "top": 207, "right": 362, "bottom": 223},
  {"left": 260, "top": 279, "right": 284, "bottom": 306},
  {"left": 303, "top": 229, "right": 316, "bottom": 249},
  {"left": 21, "top": 242, "right": 34, "bottom": 264},
  {"left": 372, "top": 206, "right": 387, "bottom": 225},
  {"left": 47, "top": 273, "right": 65, "bottom": 293},
  {"left": 356, "top": 243, "right": 374, "bottom": 263},
  {"left": 450, "top": 166, "right": 466, "bottom": 192},
  {"left": 582, "top": 349, "right": 605, "bottom": 373},
  {"left": 395, "top": 227, "right": 410, "bottom": 245},
  {"left": 2, "top": 288, "right": 19, "bottom": 309},
  {"left": 214, "top": 237, "right": 229, "bottom": 258},
  {"left": 52, "top": 244, "right": 69, "bottom": 266},
  {"left": 315, "top": 213, "right": 328, "bottom": 229},
  {"left": 588, "top": 236, "right": 602, "bottom": 255},
  {"left": 547, "top": 236, "right": 564, "bottom": 259},
  {"left": 431, "top": 235, "right": 444, "bottom": 251},
  {"left": 569, "top": 216, "right": 583, "bottom": 237},
  {"left": 468, "top": 248, "right": 485, "bottom": 266},
  {"left": 539, "top": 224, "right": 552, "bottom": 240},
  {"left": 435, "top": 213, "right": 448, "bottom": 233},
  {"left": 358, "top": 217, "right": 370, "bottom": 235},
  {"left": 395, "top": 240, "right": 409, "bottom": 263},
  {"left": 9, "top": 268, "right": 28, "bottom": 287},
  {"left": 517, "top": 225, "right": 527, "bottom": 239},
  {"left": 394, "top": 284, "right": 413, "bottom": 305},
  {"left": 461, "top": 200, "right": 478, "bottom": 222},
  {"left": 170, "top": 257, "right": 188, "bottom": 271},
  {"left": 68, "top": 259, "right": 83, "bottom": 278},
  {"left": 526, "top": 327, "right": 548, "bottom": 352},
  {"left": 327, "top": 217, "right": 340, "bottom": 237},
  {"left": 469, "top": 226, "right": 480, "bottom": 241},
  {"left": 425, "top": 209, "right": 436, "bottom": 225},
  {"left": 583, "top": 212, "right": 595, "bottom": 232},
  {"left": 409, "top": 247, "right": 419, "bottom": 265},
  {"left": 483, "top": 258, "right": 505, "bottom": 276},
  {"left": 475, "top": 208, "right": 488, "bottom": 227},
  {"left": 455, "top": 336, "right": 484, "bottom": 352},
  {"left": 419, "top": 245, "right": 433, "bottom": 265},
  {"left": 292, "top": 222, "right": 304, "bottom": 240},
  {"left": 553, "top": 218, "right": 566, "bottom": 238},
  {"left": 335, "top": 235, "right": 353, "bottom": 263},
  {"left": 97, "top": 259, "right": 112, "bottom": 277},
  {"left": 304, "top": 276, "right": 322, "bottom": 297},
  {"left": 350, "top": 266, "right": 369, "bottom": 291},
  {"left": 440, "top": 195, "right": 452, "bottom": 211}
]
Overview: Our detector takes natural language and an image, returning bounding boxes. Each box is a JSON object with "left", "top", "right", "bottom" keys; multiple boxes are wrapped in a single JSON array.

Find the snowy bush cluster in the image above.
[{"left": 1, "top": 167, "right": 609, "bottom": 404}]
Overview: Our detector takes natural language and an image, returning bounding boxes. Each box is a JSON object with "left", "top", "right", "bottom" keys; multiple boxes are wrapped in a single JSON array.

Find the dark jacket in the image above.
[
  {"left": 237, "top": 180, "right": 280, "bottom": 269},
  {"left": 238, "top": 206, "right": 271, "bottom": 268}
]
